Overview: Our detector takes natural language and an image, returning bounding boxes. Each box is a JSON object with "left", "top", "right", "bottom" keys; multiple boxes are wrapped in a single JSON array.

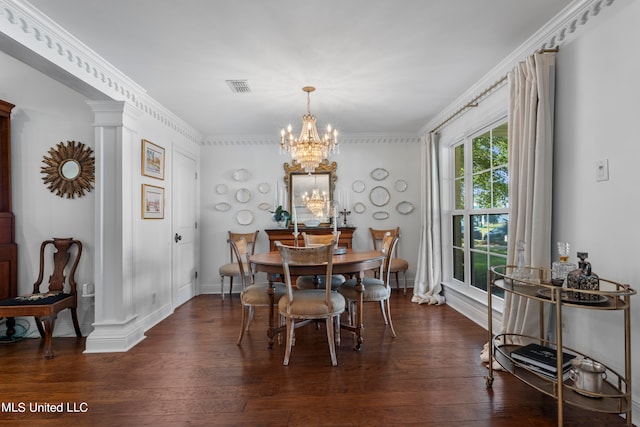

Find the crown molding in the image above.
[
  {"left": 0, "top": 0, "right": 202, "bottom": 145},
  {"left": 201, "top": 133, "right": 420, "bottom": 147},
  {"left": 419, "top": 0, "right": 617, "bottom": 135}
]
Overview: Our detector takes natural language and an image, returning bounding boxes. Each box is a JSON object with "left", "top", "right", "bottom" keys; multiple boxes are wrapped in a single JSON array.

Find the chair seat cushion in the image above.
[
  {"left": 241, "top": 283, "right": 286, "bottom": 306},
  {"left": 279, "top": 290, "right": 345, "bottom": 317},
  {"left": 296, "top": 274, "right": 346, "bottom": 290},
  {"left": 219, "top": 262, "right": 250, "bottom": 276},
  {"left": 0, "top": 292, "right": 72, "bottom": 306},
  {"left": 338, "top": 278, "right": 390, "bottom": 301},
  {"left": 390, "top": 258, "right": 409, "bottom": 272}
]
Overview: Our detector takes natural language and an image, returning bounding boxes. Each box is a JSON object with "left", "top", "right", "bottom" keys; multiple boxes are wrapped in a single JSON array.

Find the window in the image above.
[{"left": 451, "top": 122, "right": 508, "bottom": 295}]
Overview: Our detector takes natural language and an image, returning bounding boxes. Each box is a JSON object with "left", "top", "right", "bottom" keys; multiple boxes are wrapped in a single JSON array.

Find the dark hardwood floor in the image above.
[{"left": 0, "top": 292, "right": 630, "bottom": 426}]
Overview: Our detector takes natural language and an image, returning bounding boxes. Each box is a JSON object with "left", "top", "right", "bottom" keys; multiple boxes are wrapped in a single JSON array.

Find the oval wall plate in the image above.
[
  {"left": 236, "top": 210, "right": 254, "bottom": 225},
  {"left": 396, "top": 201, "right": 415, "bottom": 215},
  {"left": 215, "top": 183, "right": 228, "bottom": 195},
  {"left": 373, "top": 211, "right": 390, "bottom": 220},
  {"left": 353, "top": 202, "right": 366, "bottom": 214},
  {"left": 370, "top": 168, "right": 389, "bottom": 181},
  {"left": 258, "top": 182, "right": 270, "bottom": 194},
  {"left": 232, "top": 168, "right": 251, "bottom": 182},
  {"left": 394, "top": 179, "right": 408, "bottom": 192},
  {"left": 369, "top": 186, "right": 390, "bottom": 207},
  {"left": 215, "top": 202, "right": 231, "bottom": 212},
  {"left": 235, "top": 188, "right": 251, "bottom": 203},
  {"left": 352, "top": 180, "right": 365, "bottom": 193},
  {"left": 258, "top": 202, "right": 272, "bottom": 211}
]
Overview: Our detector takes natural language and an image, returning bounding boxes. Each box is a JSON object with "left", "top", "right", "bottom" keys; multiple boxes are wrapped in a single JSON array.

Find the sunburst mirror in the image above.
[{"left": 41, "top": 140, "right": 95, "bottom": 199}]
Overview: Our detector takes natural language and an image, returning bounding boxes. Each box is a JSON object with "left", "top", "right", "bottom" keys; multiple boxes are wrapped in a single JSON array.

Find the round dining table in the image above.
[{"left": 249, "top": 249, "right": 385, "bottom": 350}]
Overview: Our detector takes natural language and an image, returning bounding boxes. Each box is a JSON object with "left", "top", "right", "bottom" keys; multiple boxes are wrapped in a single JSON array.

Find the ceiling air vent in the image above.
[{"left": 226, "top": 80, "right": 251, "bottom": 93}]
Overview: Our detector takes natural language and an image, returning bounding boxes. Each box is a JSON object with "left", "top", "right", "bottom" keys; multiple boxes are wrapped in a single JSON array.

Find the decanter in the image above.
[
  {"left": 566, "top": 252, "right": 599, "bottom": 301},
  {"left": 551, "top": 242, "right": 577, "bottom": 286}
]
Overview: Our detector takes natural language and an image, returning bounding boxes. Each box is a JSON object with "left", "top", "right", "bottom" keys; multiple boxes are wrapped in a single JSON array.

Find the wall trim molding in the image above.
[
  {"left": 0, "top": 0, "right": 202, "bottom": 145},
  {"left": 202, "top": 133, "right": 421, "bottom": 146},
  {"left": 420, "top": 0, "right": 617, "bottom": 135}
]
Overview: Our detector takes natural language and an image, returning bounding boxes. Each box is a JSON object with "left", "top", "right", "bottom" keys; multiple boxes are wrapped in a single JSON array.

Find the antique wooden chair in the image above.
[
  {"left": 231, "top": 237, "right": 286, "bottom": 345},
  {"left": 295, "top": 231, "right": 345, "bottom": 290},
  {"left": 339, "top": 232, "right": 398, "bottom": 337},
  {"left": 0, "top": 238, "right": 83, "bottom": 359},
  {"left": 219, "top": 230, "right": 259, "bottom": 299},
  {"left": 276, "top": 241, "right": 346, "bottom": 366},
  {"left": 369, "top": 227, "right": 409, "bottom": 294}
]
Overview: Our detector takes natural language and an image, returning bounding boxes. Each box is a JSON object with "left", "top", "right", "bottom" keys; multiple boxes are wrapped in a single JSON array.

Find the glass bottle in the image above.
[
  {"left": 513, "top": 240, "right": 529, "bottom": 280},
  {"left": 551, "top": 242, "right": 577, "bottom": 286},
  {"left": 566, "top": 252, "right": 599, "bottom": 301}
]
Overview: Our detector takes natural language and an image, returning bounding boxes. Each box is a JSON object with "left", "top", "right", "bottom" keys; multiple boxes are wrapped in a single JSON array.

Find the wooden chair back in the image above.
[
  {"left": 302, "top": 231, "right": 340, "bottom": 247},
  {"left": 227, "top": 237, "right": 251, "bottom": 288},
  {"left": 228, "top": 230, "right": 259, "bottom": 262},
  {"left": 380, "top": 233, "right": 400, "bottom": 287},
  {"left": 276, "top": 242, "right": 335, "bottom": 304},
  {"left": 369, "top": 227, "right": 400, "bottom": 252}
]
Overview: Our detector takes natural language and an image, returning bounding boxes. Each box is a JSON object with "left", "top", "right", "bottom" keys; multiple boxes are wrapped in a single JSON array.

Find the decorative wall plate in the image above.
[
  {"left": 232, "top": 168, "right": 251, "bottom": 182},
  {"left": 353, "top": 202, "right": 366, "bottom": 214},
  {"left": 215, "top": 183, "right": 228, "bottom": 195},
  {"left": 369, "top": 186, "right": 390, "bottom": 207},
  {"left": 215, "top": 202, "right": 231, "bottom": 212},
  {"left": 258, "top": 182, "right": 270, "bottom": 194},
  {"left": 352, "top": 180, "right": 365, "bottom": 193},
  {"left": 396, "top": 201, "right": 415, "bottom": 215},
  {"left": 370, "top": 168, "right": 389, "bottom": 181},
  {"left": 258, "top": 202, "right": 272, "bottom": 211},
  {"left": 394, "top": 179, "right": 408, "bottom": 192},
  {"left": 373, "top": 211, "right": 390, "bottom": 220},
  {"left": 236, "top": 210, "right": 254, "bottom": 225},
  {"left": 235, "top": 188, "right": 251, "bottom": 203}
]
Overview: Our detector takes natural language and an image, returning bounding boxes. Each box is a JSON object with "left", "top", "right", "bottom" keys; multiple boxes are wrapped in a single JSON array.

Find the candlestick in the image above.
[
  {"left": 293, "top": 206, "right": 298, "bottom": 234},
  {"left": 292, "top": 231, "right": 300, "bottom": 247},
  {"left": 333, "top": 207, "right": 337, "bottom": 234}
]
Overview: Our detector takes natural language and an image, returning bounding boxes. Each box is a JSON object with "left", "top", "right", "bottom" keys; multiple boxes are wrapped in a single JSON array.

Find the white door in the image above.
[{"left": 172, "top": 148, "right": 198, "bottom": 308}]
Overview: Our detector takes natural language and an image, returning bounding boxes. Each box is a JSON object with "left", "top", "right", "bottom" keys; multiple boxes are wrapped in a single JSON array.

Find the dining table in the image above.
[{"left": 249, "top": 249, "right": 386, "bottom": 351}]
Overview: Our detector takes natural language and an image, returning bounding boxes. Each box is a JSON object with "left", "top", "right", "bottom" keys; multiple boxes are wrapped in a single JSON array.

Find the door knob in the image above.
[{"left": 174, "top": 233, "right": 182, "bottom": 243}]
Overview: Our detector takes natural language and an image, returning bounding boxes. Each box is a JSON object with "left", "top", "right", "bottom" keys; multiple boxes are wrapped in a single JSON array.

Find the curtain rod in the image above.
[{"left": 429, "top": 47, "right": 558, "bottom": 134}]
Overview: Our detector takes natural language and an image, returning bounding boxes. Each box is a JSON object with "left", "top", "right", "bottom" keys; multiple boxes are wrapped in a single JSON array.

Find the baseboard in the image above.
[{"left": 84, "top": 315, "right": 145, "bottom": 354}]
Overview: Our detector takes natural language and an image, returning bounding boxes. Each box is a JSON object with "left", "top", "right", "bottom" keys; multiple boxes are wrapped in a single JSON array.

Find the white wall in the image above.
[
  {"left": 199, "top": 138, "right": 422, "bottom": 293},
  {"left": 0, "top": 49, "right": 95, "bottom": 334},
  {"left": 0, "top": 48, "right": 200, "bottom": 340},
  {"left": 553, "top": 0, "right": 640, "bottom": 403},
  {"left": 437, "top": 0, "right": 640, "bottom": 414}
]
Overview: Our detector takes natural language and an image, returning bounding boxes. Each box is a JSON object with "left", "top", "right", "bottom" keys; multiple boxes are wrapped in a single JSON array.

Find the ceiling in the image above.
[{"left": 28, "top": 0, "right": 573, "bottom": 140}]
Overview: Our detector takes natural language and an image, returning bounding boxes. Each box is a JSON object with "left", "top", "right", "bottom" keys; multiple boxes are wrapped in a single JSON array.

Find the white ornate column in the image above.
[{"left": 84, "top": 100, "right": 145, "bottom": 353}]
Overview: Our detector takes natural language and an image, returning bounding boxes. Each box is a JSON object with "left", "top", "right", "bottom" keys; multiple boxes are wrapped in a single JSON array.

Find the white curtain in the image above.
[
  {"left": 481, "top": 51, "right": 556, "bottom": 366},
  {"left": 412, "top": 132, "right": 444, "bottom": 305}
]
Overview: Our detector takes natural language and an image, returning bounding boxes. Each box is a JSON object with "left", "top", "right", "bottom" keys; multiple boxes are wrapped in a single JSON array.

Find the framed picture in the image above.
[
  {"left": 142, "top": 139, "right": 165, "bottom": 180},
  {"left": 142, "top": 184, "right": 164, "bottom": 219}
]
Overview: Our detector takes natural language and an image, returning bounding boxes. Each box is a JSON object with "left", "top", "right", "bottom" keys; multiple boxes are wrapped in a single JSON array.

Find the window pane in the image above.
[
  {"left": 485, "top": 214, "right": 508, "bottom": 254},
  {"left": 455, "top": 178, "right": 464, "bottom": 210},
  {"left": 472, "top": 132, "right": 491, "bottom": 173},
  {"left": 492, "top": 134, "right": 508, "bottom": 167},
  {"left": 489, "top": 254, "right": 507, "bottom": 298},
  {"left": 470, "top": 251, "right": 488, "bottom": 291},
  {"left": 492, "top": 166, "right": 509, "bottom": 208},
  {"left": 453, "top": 248, "right": 464, "bottom": 282},
  {"left": 473, "top": 171, "right": 491, "bottom": 209},
  {"left": 454, "top": 145, "right": 464, "bottom": 178},
  {"left": 453, "top": 215, "right": 464, "bottom": 248},
  {"left": 470, "top": 214, "right": 487, "bottom": 249}
]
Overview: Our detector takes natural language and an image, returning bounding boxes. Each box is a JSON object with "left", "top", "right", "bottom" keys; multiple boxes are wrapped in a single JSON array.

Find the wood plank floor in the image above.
[{"left": 0, "top": 292, "right": 630, "bottom": 426}]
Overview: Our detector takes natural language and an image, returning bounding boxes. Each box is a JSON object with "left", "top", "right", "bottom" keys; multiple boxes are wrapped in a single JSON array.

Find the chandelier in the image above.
[
  {"left": 302, "top": 186, "right": 328, "bottom": 217},
  {"left": 280, "top": 86, "right": 338, "bottom": 173}
]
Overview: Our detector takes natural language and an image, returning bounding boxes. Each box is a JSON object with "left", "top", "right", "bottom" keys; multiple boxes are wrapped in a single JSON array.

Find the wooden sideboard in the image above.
[
  {"left": 265, "top": 227, "right": 356, "bottom": 251},
  {"left": 0, "top": 100, "right": 17, "bottom": 301}
]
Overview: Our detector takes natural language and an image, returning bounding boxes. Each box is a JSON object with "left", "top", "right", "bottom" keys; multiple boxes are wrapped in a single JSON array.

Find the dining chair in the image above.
[
  {"left": 276, "top": 241, "right": 346, "bottom": 366},
  {"left": 339, "top": 232, "right": 398, "bottom": 338},
  {"left": 230, "top": 237, "right": 286, "bottom": 345},
  {"left": 369, "top": 227, "right": 409, "bottom": 294},
  {"left": 219, "top": 230, "right": 259, "bottom": 300},
  {"left": 295, "top": 232, "right": 345, "bottom": 290},
  {"left": 0, "top": 238, "right": 83, "bottom": 359}
]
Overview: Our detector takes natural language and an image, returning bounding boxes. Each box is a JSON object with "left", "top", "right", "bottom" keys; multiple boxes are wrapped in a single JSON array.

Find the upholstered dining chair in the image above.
[
  {"left": 276, "top": 241, "right": 346, "bottom": 366},
  {"left": 369, "top": 227, "right": 409, "bottom": 294},
  {"left": 219, "top": 230, "right": 259, "bottom": 300},
  {"left": 295, "top": 232, "right": 345, "bottom": 290},
  {"left": 0, "top": 238, "right": 83, "bottom": 359},
  {"left": 230, "top": 237, "right": 286, "bottom": 345},
  {"left": 339, "top": 232, "right": 398, "bottom": 338}
]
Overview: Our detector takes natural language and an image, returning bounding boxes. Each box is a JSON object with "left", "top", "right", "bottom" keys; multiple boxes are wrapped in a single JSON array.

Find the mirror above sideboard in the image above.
[{"left": 283, "top": 159, "right": 337, "bottom": 225}]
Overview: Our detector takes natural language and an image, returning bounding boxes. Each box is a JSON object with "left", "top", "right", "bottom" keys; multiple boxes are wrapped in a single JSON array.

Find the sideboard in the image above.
[{"left": 265, "top": 227, "right": 356, "bottom": 251}]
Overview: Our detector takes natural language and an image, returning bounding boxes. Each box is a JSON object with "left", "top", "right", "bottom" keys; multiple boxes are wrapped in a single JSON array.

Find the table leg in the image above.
[
  {"left": 266, "top": 275, "right": 275, "bottom": 349},
  {"left": 355, "top": 275, "right": 365, "bottom": 350}
]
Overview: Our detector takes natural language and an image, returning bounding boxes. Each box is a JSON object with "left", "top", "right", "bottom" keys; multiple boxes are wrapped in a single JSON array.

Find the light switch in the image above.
[{"left": 596, "top": 159, "right": 609, "bottom": 182}]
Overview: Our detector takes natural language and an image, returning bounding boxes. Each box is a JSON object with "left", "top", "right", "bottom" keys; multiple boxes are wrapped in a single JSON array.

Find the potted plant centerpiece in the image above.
[{"left": 271, "top": 205, "right": 291, "bottom": 228}]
